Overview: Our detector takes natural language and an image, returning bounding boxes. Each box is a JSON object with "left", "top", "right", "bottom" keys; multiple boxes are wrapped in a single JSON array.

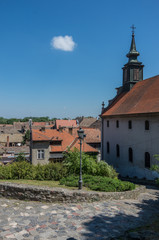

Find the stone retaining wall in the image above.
[{"left": 0, "top": 182, "right": 146, "bottom": 203}]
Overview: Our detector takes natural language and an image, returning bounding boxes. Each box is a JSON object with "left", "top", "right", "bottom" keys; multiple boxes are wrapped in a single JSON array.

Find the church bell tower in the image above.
[{"left": 122, "top": 25, "right": 144, "bottom": 91}]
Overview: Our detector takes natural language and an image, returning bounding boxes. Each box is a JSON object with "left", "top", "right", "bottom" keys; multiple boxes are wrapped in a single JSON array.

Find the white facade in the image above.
[{"left": 102, "top": 114, "right": 159, "bottom": 180}]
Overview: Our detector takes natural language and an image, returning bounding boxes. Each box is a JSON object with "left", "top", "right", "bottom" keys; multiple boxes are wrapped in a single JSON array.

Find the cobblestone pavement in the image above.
[{"left": 0, "top": 187, "right": 159, "bottom": 240}]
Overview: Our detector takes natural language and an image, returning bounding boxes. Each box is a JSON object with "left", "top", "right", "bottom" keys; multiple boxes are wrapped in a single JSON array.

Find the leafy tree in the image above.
[
  {"left": 22, "top": 130, "right": 30, "bottom": 145},
  {"left": 0, "top": 116, "right": 58, "bottom": 124},
  {"left": 63, "top": 149, "right": 118, "bottom": 178},
  {"left": 15, "top": 153, "right": 27, "bottom": 162}
]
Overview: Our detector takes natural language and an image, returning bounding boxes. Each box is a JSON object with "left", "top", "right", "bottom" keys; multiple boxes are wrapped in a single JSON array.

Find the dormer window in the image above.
[{"left": 50, "top": 140, "right": 62, "bottom": 146}]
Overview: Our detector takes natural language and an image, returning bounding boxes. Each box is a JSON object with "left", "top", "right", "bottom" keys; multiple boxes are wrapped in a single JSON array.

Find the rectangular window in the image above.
[
  {"left": 129, "top": 148, "right": 133, "bottom": 162},
  {"left": 116, "top": 120, "right": 119, "bottom": 128},
  {"left": 134, "top": 69, "right": 139, "bottom": 81},
  {"left": 128, "top": 120, "right": 132, "bottom": 129},
  {"left": 107, "top": 142, "right": 110, "bottom": 153},
  {"left": 37, "top": 150, "right": 45, "bottom": 159},
  {"left": 107, "top": 120, "right": 109, "bottom": 127},
  {"left": 145, "top": 120, "right": 149, "bottom": 130}
]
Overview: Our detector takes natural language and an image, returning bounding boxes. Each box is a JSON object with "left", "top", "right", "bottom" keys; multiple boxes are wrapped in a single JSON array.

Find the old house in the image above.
[
  {"left": 32, "top": 128, "right": 98, "bottom": 165},
  {"left": 0, "top": 123, "right": 29, "bottom": 164},
  {"left": 101, "top": 30, "right": 159, "bottom": 180}
]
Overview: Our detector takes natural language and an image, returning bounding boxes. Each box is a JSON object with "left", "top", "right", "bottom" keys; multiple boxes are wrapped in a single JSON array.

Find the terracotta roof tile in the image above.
[
  {"left": 79, "top": 118, "right": 97, "bottom": 127},
  {"left": 56, "top": 120, "right": 77, "bottom": 129},
  {"left": 65, "top": 128, "right": 101, "bottom": 143},
  {"left": 32, "top": 129, "right": 97, "bottom": 153},
  {"left": 102, "top": 75, "right": 159, "bottom": 117},
  {"left": 70, "top": 140, "right": 98, "bottom": 153}
]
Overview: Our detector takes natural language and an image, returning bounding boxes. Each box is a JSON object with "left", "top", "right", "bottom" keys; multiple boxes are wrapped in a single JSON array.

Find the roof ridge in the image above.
[{"left": 65, "top": 137, "right": 78, "bottom": 151}]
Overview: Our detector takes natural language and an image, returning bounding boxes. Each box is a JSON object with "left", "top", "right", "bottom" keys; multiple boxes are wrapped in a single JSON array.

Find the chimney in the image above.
[
  {"left": 40, "top": 127, "right": 45, "bottom": 132},
  {"left": 69, "top": 127, "right": 73, "bottom": 135},
  {"left": 7, "top": 136, "right": 9, "bottom": 148},
  {"left": 59, "top": 125, "right": 63, "bottom": 132}
]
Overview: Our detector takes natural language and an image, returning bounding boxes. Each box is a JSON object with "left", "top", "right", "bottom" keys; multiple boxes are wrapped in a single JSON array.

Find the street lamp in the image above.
[
  {"left": 77, "top": 128, "right": 86, "bottom": 190},
  {"left": 29, "top": 119, "right": 32, "bottom": 164}
]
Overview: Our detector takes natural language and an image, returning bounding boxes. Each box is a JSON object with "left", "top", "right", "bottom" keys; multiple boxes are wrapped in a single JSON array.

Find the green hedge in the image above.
[
  {"left": 60, "top": 175, "right": 136, "bottom": 192},
  {"left": 0, "top": 162, "right": 67, "bottom": 181},
  {"left": 0, "top": 151, "right": 119, "bottom": 182}
]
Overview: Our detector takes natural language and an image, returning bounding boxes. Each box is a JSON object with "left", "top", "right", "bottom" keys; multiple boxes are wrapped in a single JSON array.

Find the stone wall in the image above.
[{"left": 0, "top": 183, "right": 146, "bottom": 203}]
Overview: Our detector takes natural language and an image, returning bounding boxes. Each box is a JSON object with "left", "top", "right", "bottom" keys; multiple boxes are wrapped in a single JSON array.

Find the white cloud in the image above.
[{"left": 51, "top": 35, "right": 76, "bottom": 52}]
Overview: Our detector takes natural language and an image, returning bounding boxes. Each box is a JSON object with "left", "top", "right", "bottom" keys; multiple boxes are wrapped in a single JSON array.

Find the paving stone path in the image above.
[{"left": 0, "top": 187, "right": 159, "bottom": 240}]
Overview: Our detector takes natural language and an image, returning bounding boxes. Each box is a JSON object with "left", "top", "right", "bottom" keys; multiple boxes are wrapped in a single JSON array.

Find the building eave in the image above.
[{"left": 101, "top": 112, "right": 159, "bottom": 119}]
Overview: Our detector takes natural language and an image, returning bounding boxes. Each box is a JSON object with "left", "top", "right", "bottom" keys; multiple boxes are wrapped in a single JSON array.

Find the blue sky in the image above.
[{"left": 0, "top": 0, "right": 159, "bottom": 119}]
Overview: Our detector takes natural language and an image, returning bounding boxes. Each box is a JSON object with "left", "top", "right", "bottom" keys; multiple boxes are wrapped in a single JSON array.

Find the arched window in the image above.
[
  {"left": 128, "top": 120, "right": 132, "bottom": 129},
  {"left": 145, "top": 120, "right": 149, "bottom": 130},
  {"left": 116, "top": 120, "right": 119, "bottom": 128},
  {"left": 107, "top": 142, "right": 110, "bottom": 153},
  {"left": 145, "top": 152, "right": 150, "bottom": 168},
  {"left": 129, "top": 148, "right": 133, "bottom": 162},
  {"left": 116, "top": 144, "right": 120, "bottom": 157}
]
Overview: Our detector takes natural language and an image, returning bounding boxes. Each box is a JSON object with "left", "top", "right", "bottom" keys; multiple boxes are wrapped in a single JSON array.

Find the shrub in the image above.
[
  {"left": 0, "top": 164, "right": 12, "bottom": 179},
  {"left": 64, "top": 150, "right": 118, "bottom": 178},
  {"left": 0, "top": 161, "right": 67, "bottom": 181},
  {"left": 42, "top": 163, "right": 67, "bottom": 181},
  {"left": 34, "top": 164, "right": 45, "bottom": 180},
  {"left": 96, "top": 161, "right": 118, "bottom": 178},
  {"left": 60, "top": 175, "right": 135, "bottom": 192},
  {"left": 156, "top": 178, "right": 159, "bottom": 186},
  {"left": 151, "top": 154, "right": 159, "bottom": 173},
  {"left": 16, "top": 153, "right": 27, "bottom": 162}
]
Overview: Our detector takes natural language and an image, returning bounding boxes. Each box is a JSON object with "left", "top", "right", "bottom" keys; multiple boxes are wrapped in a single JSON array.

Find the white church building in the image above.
[{"left": 101, "top": 29, "right": 159, "bottom": 180}]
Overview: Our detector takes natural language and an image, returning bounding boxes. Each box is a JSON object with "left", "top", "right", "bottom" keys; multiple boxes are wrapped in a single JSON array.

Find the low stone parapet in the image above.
[{"left": 0, "top": 182, "right": 146, "bottom": 203}]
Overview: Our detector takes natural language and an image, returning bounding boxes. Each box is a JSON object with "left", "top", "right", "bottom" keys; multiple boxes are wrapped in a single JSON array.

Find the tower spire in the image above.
[
  {"left": 126, "top": 25, "right": 140, "bottom": 63},
  {"left": 122, "top": 25, "right": 144, "bottom": 91}
]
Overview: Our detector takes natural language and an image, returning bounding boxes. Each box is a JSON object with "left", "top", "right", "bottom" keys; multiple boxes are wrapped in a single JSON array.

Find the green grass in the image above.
[{"left": 0, "top": 179, "right": 89, "bottom": 191}]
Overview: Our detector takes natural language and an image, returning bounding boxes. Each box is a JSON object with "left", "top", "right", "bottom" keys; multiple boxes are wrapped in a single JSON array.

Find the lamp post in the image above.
[
  {"left": 77, "top": 128, "right": 85, "bottom": 190},
  {"left": 29, "top": 119, "right": 32, "bottom": 164}
]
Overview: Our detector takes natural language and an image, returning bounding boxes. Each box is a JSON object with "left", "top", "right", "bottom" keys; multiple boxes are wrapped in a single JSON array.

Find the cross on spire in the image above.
[{"left": 130, "top": 24, "right": 136, "bottom": 35}]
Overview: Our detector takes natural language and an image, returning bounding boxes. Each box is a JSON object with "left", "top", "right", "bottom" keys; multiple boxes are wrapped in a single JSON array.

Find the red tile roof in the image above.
[
  {"left": 102, "top": 75, "right": 159, "bottom": 117},
  {"left": 32, "top": 122, "right": 47, "bottom": 126},
  {"left": 70, "top": 140, "right": 98, "bottom": 153},
  {"left": 65, "top": 128, "right": 101, "bottom": 143},
  {"left": 56, "top": 120, "right": 77, "bottom": 129},
  {"left": 32, "top": 130, "right": 50, "bottom": 141},
  {"left": 79, "top": 117, "right": 97, "bottom": 127},
  {"left": 32, "top": 129, "right": 98, "bottom": 153}
]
